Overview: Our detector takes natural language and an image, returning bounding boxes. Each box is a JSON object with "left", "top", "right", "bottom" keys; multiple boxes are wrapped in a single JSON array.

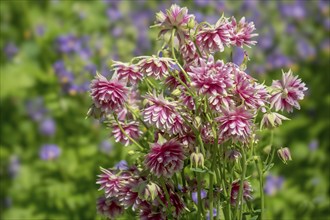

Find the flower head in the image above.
[
  {"left": 143, "top": 93, "right": 177, "bottom": 131},
  {"left": 260, "top": 112, "right": 290, "bottom": 129},
  {"left": 155, "top": 4, "right": 195, "bottom": 42},
  {"left": 216, "top": 107, "right": 254, "bottom": 142},
  {"left": 264, "top": 175, "right": 284, "bottom": 196},
  {"left": 39, "top": 144, "right": 61, "bottom": 160},
  {"left": 112, "top": 61, "right": 143, "bottom": 84},
  {"left": 270, "top": 70, "right": 307, "bottom": 112},
  {"left": 196, "top": 17, "right": 231, "bottom": 53},
  {"left": 228, "top": 17, "right": 258, "bottom": 47},
  {"left": 145, "top": 140, "right": 184, "bottom": 178},
  {"left": 97, "top": 196, "right": 123, "bottom": 219},
  {"left": 138, "top": 56, "right": 175, "bottom": 79},
  {"left": 90, "top": 74, "right": 128, "bottom": 113},
  {"left": 230, "top": 180, "right": 253, "bottom": 206},
  {"left": 39, "top": 118, "right": 56, "bottom": 136},
  {"left": 97, "top": 168, "right": 127, "bottom": 198},
  {"left": 277, "top": 147, "right": 292, "bottom": 164},
  {"left": 189, "top": 56, "right": 234, "bottom": 95},
  {"left": 112, "top": 121, "right": 141, "bottom": 146}
]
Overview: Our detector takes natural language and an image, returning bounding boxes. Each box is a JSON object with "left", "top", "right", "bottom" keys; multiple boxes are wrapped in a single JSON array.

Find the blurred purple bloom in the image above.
[
  {"left": 297, "top": 38, "right": 316, "bottom": 59},
  {"left": 111, "top": 26, "right": 123, "bottom": 38},
  {"left": 267, "top": 51, "right": 292, "bottom": 69},
  {"left": 56, "top": 34, "right": 79, "bottom": 53},
  {"left": 258, "top": 30, "right": 274, "bottom": 50},
  {"left": 3, "top": 42, "right": 18, "bottom": 59},
  {"left": 279, "top": 1, "right": 306, "bottom": 20},
  {"left": 192, "top": 189, "right": 207, "bottom": 204},
  {"left": 84, "top": 63, "right": 97, "bottom": 75},
  {"left": 39, "top": 118, "right": 56, "bottom": 136},
  {"left": 194, "top": 0, "right": 213, "bottom": 7},
  {"left": 8, "top": 155, "right": 20, "bottom": 178},
  {"left": 233, "top": 47, "right": 245, "bottom": 65},
  {"left": 320, "top": 38, "right": 330, "bottom": 53},
  {"left": 35, "top": 25, "right": 45, "bottom": 36},
  {"left": 324, "top": 18, "right": 330, "bottom": 30},
  {"left": 25, "top": 98, "right": 47, "bottom": 122},
  {"left": 39, "top": 144, "right": 61, "bottom": 160},
  {"left": 309, "top": 139, "right": 319, "bottom": 151},
  {"left": 53, "top": 60, "right": 75, "bottom": 83},
  {"left": 99, "top": 140, "right": 113, "bottom": 154},
  {"left": 264, "top": 175, "right": 284, "bottom": 196},
  {"left": 107, "top": 8, "right": 122, "bottom": 21},
  {"left": 206, "top": 208, "right": 218, "bottom": 220},
  {"left": 114, "top": 160, "right": 128, "bottom": 170}
]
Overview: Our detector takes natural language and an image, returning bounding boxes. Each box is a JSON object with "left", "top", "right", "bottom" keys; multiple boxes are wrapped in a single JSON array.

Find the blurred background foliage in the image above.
[{"left": 0, "top": 0, "right": 329, "bottom": 219}]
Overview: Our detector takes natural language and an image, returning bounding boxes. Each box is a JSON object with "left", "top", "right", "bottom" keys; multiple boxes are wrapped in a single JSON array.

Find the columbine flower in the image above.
[
  {"left": 145, "top": 140, "right": 184, "bottom": 178},
  {"left": 139, "top": 202, "right": 165, "bottom": 220},
  {"left": 155, "top": 4, "right": 195, "bottom": 42},
  {"left": 189, "top": 56, "right": 233, "bottom": 95},
  {"left": 230, "top": 180, "right": 253, "bottom": 206},
  {"left": 112, "top": 61, "right": 143, "bottom": 84},
  {"left": 196, "top": 17, "right": 231, "bottom": 53},
  {"left": 112, "top": 121, "right": 141, "bottom": 146},
  {"left": 39, "top": 144, "right": 61, "bottom": 160},
  {"left": 138, "top": 56, "right": 175, "bottom": 79},
  {"left": 260, "top": 112, "right": 290, "bottom": 129},
  {"left": 216, "top": 107, "right": 254, "bottom": 142},
  {"left": 114, "top": 160, "right": 129, "bottom": 170},
  {"left": 180, "top": 40, "right": 199, "bottom": 64},
  {"left": 270, "top": 70, "right": 308, "bottom": 113},
  {"left": 225, "top": 149, "right": 242, "bottom": 162},
  {"left": 264, "top": 175, "right": 284, "bottom": 196},
  {"left": 169, "top": 115, "right": 187, "bottom": 135},
  {"left": 233, "top": 70, "right": 269, "bottom": 109},
  {"left": 97, "top": 196, "right": 123, "bottom": 219},
  {"left": 143, "top": 93, "right": 177, "bottom": 131},
  {"left": 208, "top": 94, "right": 234, "bottom": 112},
  {"left": 90, "top": 74, "right": 128, "bottom": 113},
  {"left": 97, "top": 168, "right": 126, "bottom": 198},
  {"left": 228, "top": 17, "right": 258, "bottom": 47},
  {"left": 118, "top": 178, "right": 143, "bottom": 210}
]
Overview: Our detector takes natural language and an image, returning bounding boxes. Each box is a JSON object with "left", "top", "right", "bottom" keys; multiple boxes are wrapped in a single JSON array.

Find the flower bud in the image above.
[
  {"left": 187, "top": 18, "right": 195, "bottom": 29},
  {"left": 277, "top": 147, "right": 292, "bottom": 164},
  {"left": 171, "top": 88, "right": 181, "bottom": 96},
  {"left": 190, "top": 149, "right": 204, "bottom": 168},
  {"left": 142, "top": 182, "right": 161, "bottom": 201},
  {"left": 225, "top": 149, "right": 241, "bottom": 162}
]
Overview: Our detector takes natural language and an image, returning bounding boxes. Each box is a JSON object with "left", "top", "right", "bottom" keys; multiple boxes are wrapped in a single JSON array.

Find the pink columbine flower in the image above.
[
  {"left": 165, "top": 72, "right": 187, "bottom": 89},
  {"left": 230, "top": 180, "right": 253, "bottom": 206},
  {"left": 189, "top": 56, "right": 234, "bottom": 95},
  {"left": 145, "top": 140, "right": 184, "bottom": 178},
  {"left": 196, "top": 17, "right": 231, "bottom": 54},
  {"left": 143, "top": 93, "right": 177, "bottom": 131},
  {"left": 180, "top": 40, "right": 199, "bottom": 64},
  {"left": 90, "top": 74, "right": 128, "bottom": 113},
  {"left": 112, "top": 61, "right": 143, "bottom": 84},
  {"left": 270, "top": 69, "right": 307, "bottom": 112},
  {"left": 138, "top": 56, "right": 175, "bottom": 79},
  {"left": 169, "top": 115, "right": 188, "bottom": 135},
  {"left": 96, "top": 196, "right": 124, "bottom": 219},
  {"left": 233, "top": 69, "right": 269, "bottom": 109},
  {"left": 208, "top": 94, "right": 234, "bottom": 112},
  {"left": 112, "top": 121, "right": 141, "bottom": 146},
  {"left": 97, "top": 168, "right": 126, "bottom": 198},
  {"left": 216, "top": 107, "right": 254, "bottom": 142},
  {"left": 155, "top": 4, "right": 195, "bottom": 43},
  {"left": 228, "top": 17, "right": 258, "bottom": 48},
  {"left": 139, "top": 201, "right": 166, "bottom": 220},
  {"left": 118, "top": 178, "right": 143, "bottom": 210}
]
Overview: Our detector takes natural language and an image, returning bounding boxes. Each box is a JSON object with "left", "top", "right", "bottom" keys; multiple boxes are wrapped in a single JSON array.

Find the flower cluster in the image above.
[{"left": 88, "top": 4, "right": 307, "bottom": 219}]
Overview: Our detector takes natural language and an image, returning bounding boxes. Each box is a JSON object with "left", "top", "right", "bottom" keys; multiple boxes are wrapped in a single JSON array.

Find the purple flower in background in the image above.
[
  {"left": 233, "top": 47, "right": 245, "bottom": 65},
  {"left": 25, "top": 98, "right": 47, "bottom": 122},
  {"left": 8, "top": 155, "right": 20, "bottom": 178},
  {"left": 206, "top": 208, "right": 218, "bottom": 220},
  {"left": 279, "top": 1, "right": 306, "bottom": 20},
  {"left": 3, "top": 42, "right": 18, "bottom": 59},
  {"left": 56, "top": 34, "right": 80, "bottom": 54},
  {"left": 99, "top": 140, "right": 113, "bottom": 154},
  {"left": 39, "top": 144, "right": 61, "bottom": 160},
  {"left": 258, "top": 29, "right": 274, "bottom": 50},
  {"left": 267, "top": 51, "right": 292, "bottom": 69},
  {"left": 85, "top": 63, "right": 97, "bottom": 75},
  {"left": 107, "top": 7, "right": 122, "bottom": 21},
  {"left": 53, "top": 60, "right": 75, "bottom": 83},
  {"left": 114, "top": 160, "right": 128, "bottom": 170},
  {"left": 39, "top": 118, "right": 56, "bottom": 136},
  {"left": 194, "top": 0, "right": 213, "bottom": 7},
  {"left": 35, "top": 24, "right": 45, "bottom": 36},
  {"left": 297, "top": 38, "right": 316, "bottom": 60},
  {"left": 309, "top": 139, "right": 319, "bottom": 151},
  {"left": 191, "top": 189, "right": 207, "bottom": 204},
  {"left": 264, "top": 175, "right": 284, "bottom": 196}
]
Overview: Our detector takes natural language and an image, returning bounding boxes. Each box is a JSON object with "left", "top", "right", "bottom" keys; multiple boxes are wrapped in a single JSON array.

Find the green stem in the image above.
[
  {"left": 255, "top": 157, "right": 265, "bottom": 220},
  {"left": 234, "top": 146, "right": 247, "bottom": 220},
  {"left": 197, "top": 173, "right": 205, "bottom": 219},
  {"left": 113, "top": 114, "right": 144, "bottom": 150},
  {"left": 160, "top": 177, "right": 172, "bottom": 216}
]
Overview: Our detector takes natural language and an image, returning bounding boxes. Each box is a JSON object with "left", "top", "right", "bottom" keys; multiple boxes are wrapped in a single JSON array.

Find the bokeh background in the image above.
[{"left": 0, "top": 0, "right": 329, "bottom": 219}]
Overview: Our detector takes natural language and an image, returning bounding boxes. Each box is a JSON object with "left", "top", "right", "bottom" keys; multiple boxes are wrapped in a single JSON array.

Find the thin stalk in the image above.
[
  {"left": 234, "top": 146, "right": 247, "bottom": 220},
  {"left": 255, "top": 157, "right": 265, "bottom": 220},
  {"left": 160, "top": 177, "right": 172, "bottom": 215},
  {"left": 209, "top": 140, "right": 217, "bottom": 220},
  {"left": 113, "top": 114, "right": 144, "bottom": 150},
  {"left": 197, "top": 173, "right": 205, "bottom": 219}
]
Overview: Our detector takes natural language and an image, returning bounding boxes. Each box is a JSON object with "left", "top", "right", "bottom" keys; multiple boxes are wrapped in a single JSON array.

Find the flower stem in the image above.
[
  {"left": 197, "top": 172, "right": 205, "bottom": 219},
  {"left": 234, "top": 146, "right": 247, "bottom": 220},
  {"left": 255, "top": 157, "right": 265, "bottom": 220}
]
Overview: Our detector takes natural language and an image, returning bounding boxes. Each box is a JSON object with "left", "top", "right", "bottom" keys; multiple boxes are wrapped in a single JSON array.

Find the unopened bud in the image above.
[
  {"left": 86, "top": 104, "right": 103, "bottom": 119},
  {"left": 193, "top": 116, "right": 202, "bottom": 129},
  {"left": 190, "top": 149, "right": 204, "bottom": 168},
  {"left": 277, "top": 147, "right": 292, "bottom": 164},
  {"left": 187, "top": 18, "right": 196, "bottom": 29},
  {"left": 225, "top": 149, "right": 242, "bottom": 162},
  {"left": 143, "top": 182, "right": 161, "bottom": 201},
  {"left": 171, "top": 88, "right": 181, "bottom": 96}
]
